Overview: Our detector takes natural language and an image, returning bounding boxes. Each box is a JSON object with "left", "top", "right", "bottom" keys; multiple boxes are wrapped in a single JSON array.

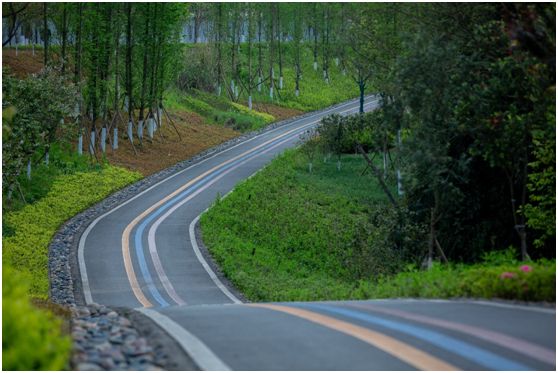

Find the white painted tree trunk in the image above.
[
  {"left": 295, "top": 89, "right": 299, "bottom": 97},
  {"left": 248, "top": 95, "right": 252, "bottom": 110},
  {"left": 124, "top": 96, "right": 129, "bottom": 113},
  {"left": 325, "top": 77, "right": 330, "bottom": 84},
  {"left": 257, "top": 76, "right": 262, "bottom": 92},
  {"left": 127, "top": 121, "right": 133, "bottom": 142},
  {"left": 101, "top": 127, "right": 107, "bottom": 153},
  {"left": 78, "top": 134, "right": 83, "bottom": 155},
  {"left": 279, "top": 76, "right": 283, "bottom": 89},
  {"left": 138, "top": 120, "right": 143, "bottom": 140},
  {"left": 89, "top": 131, "right": 96, "bottom": 155},
  {"left": 335, "top": 57, "right": 339, "bottom": 66},
  {"left": 217, "top": 85, "right": 222, "bottom": 96},
  {"left": 234, "top": 85, "right": 239, "bottom": 99},
  {"left": 342, "top": 69, "right": 347, "bottom": 76},
  {"left": 269, "top": 86, "right": 274, "bottom": 100},
  {"left": 230, "top": 80, "right": 235, "bottom": 94},
  {"left": 158, "top": 108, "right": 163, "bottom": 128},
  {"left": 147, "top": 118, "right": 154, "bottom": 139},
  {"left": 32, "top": 43, "right": 35, "bottom": 56},
  {"left": 113, "top": 128, "right": 118, "bottom": 149},
  {"left": 27, "top": 160, "right": 31, "bottom": 180},
  {"left": 383, "top": 151, "right": 387, "bottom": 179},
  {"left": 308, "top": 162, "right": 313, "bottom": 173},
  {"left": 323, "top": 70, "right": 327, "bottom": 79},
  {"left": 271, "top": 68, "right": 275, "bottom": 79},
  {"left": 397, "top": 129, "right": 403, "bottom": 196},
  {"left": 45, "top": 151, "right": 49, "bottom": 165},
  {"left": 313, "top": 61, "right": 317, "bottom": 71}
]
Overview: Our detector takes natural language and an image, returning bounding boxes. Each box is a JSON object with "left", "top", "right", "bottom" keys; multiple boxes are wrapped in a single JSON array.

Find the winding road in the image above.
[{"left": 78, "top": 96, "right": 556, "bottom": 370}]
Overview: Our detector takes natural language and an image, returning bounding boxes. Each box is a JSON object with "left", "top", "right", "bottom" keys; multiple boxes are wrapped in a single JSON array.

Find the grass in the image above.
[
  {"left": 201, "top": 147, "right": 556, "bottom": 303},
  {"left": 165, "top": 88, "right": 275, "bottom": 133},
  {"left": 201, "top": 148, "right": 396, "bottom": 301}
]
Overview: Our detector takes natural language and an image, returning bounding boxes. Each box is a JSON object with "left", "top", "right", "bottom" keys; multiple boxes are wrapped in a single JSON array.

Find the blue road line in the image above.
[
  {"left": 133, "top": 123, "right": 313, "bottom": 307},
  {"left": 301, "top": 303, "right": 532, "bottom": 371},
  {"left": 132, "top": 100, "right": 373, "bottom": 307}
]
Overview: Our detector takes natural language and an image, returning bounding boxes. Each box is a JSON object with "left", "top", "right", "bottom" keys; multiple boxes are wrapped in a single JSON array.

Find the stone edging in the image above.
[{"left": 48, "top": 97, "right": 363, "bottom": 307}]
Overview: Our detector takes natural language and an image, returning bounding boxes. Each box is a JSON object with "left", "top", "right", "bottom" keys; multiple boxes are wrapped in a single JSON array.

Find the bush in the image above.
[
  {"left": 2, "top": 266, "right": 71, "bottom": 370},
  {"left": 365, "top": 255, "right": 555, "bottom": 302},
  {"left": 3, "top": 165, "right": 141, "bottom": 298}
]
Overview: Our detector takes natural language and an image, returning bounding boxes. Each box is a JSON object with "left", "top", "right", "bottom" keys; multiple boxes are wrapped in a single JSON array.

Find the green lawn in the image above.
[{"left": 201, "top": 149, "right": 400, "bottom": 301}]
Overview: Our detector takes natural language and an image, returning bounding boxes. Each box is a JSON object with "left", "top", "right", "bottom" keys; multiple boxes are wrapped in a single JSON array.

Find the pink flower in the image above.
[
  {"left": 500, "top": 272, "right": 517, "bottom": 279},
  {"left": 519, "top": 265, "right": 532, "bottom": 273}
]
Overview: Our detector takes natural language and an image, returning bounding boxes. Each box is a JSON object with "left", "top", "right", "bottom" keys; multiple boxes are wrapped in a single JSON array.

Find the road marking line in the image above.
[
  {"left": 305, "top": 303, "right": 532, "bottom": 370},
  {"left": 78, "top": 96, "right": 372, "bottom": 304},
  {"left": 125, "top": 100, "right": 376, "bottom": 307},
  {"left": 122, "top": 122, "right": 321, "bottom": 307},
  {"left": 137, "top": 308, "right": 231, "bottom": 371},
  {"left": 350, "top": 303, "right": 556, "bottom": 366},
  {"left": 250, "top": 304, "right": 458, "bottom": 371},
  {"left": 148, "top": 129, "right": 305, "bottom": 306}
]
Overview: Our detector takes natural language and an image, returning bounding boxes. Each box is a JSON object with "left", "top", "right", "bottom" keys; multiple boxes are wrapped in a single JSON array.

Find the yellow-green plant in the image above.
[
  {"left": 2, "top": 266, "right": 71, "bottom": 370},
  {"left": 3, "top": 165, "right": 141, "bottom": 298}
]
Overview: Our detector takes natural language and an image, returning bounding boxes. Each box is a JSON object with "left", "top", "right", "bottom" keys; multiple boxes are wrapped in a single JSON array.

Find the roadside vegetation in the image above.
[{"left": 202, "top": 3, "right": 555, "bottom": 303}]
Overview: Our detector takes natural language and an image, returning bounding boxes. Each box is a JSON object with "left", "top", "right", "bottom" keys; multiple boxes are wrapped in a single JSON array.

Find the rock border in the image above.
[
  {"left": 47, "top": 98, "right": 362, "bottom": 370},
  {"left": 48, "top": 97, "right": 362, "bottom": 307}
]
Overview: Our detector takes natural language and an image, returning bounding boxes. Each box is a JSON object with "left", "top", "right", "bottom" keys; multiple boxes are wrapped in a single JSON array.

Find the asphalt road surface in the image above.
[{"left": 79, "top": 96, "right": 556, "bottom": 370}]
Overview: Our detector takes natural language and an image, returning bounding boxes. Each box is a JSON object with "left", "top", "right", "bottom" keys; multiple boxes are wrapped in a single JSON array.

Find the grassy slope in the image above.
[
  {"left": 201, "top": 148, "right": 556, "bottom": 302},
  {"left": 233, "top": 43, "right": 361, "bottom": 112},
  {"left": 201, "top": 149, "right": 394, "bottom": 301}
]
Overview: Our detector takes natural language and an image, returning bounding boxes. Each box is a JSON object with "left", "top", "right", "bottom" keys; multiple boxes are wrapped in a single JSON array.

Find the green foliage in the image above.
[
  {"left": 522, "top": 101, "right": 556, "bottom": 248},
  {"left": 3, "top": 165, "right": 141, "bottom": 298},
  {"left": 2, "top": 69, "right": 78, "bottom": 197},
  {"left": 361, "top": 256, "right": 555, "bottom": 302},
  {"left": 3, "top": 265, "right": 71, "bottom": 370}
]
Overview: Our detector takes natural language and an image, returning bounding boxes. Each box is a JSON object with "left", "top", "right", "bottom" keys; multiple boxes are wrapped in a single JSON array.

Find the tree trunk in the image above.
[
  {"left": 359, "top": 80, "right": 365, "bottom": 113},
  {"left": 43, "top": 3, "right": 48, "bottom": 66},
  {"left": 61, "top": 4, "right": 68, "bottom": 73}
]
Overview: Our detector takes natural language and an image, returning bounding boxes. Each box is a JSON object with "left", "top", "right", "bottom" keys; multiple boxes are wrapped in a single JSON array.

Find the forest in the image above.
[{"left": 2, "top": 2, "right": 556, "bottom": 370}]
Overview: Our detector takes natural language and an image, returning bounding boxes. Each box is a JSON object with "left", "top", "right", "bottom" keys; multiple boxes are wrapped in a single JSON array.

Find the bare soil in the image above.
[
  {"left": 3, "top": 49, "right": 44, "bottom": 78},
  {"left": 252, "top": 102, "right": 304, "bottom": 121},
  {"left": 103, "top": 111, "right": 239, "bottom": 176}
]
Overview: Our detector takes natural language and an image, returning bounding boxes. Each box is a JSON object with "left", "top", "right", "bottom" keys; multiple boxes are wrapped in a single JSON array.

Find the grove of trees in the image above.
[
  {"left": 314, "top": 3, "right": 555, "bottom": 264},
  {"left": 2, "top": 3, "right": 555, "bottom": 264}
]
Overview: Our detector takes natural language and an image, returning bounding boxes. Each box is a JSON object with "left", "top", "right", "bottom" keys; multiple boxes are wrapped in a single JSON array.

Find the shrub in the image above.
[
  {"left": 3, "top": 165, "right": 141, "bottom": 298},
  {"left": 2, "top": 265, "right": 71, "bottom": 370},
  {"left": 230, "top": 102, "right": 275, "bottom": 123},
  {"left": 366, "top": 255, "right": 555, "bottom": 302}
]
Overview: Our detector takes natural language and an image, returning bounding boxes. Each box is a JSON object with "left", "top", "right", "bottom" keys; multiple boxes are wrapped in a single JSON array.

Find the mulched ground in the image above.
[
  {"left": 3, "top": 48, "right": 45, "bottom": 78},
  {"left": 103, "top": 110, "right": 239, "bottom": 176},
  {"left": 252, "top": 102, "right": 304, "bottom": 121}
]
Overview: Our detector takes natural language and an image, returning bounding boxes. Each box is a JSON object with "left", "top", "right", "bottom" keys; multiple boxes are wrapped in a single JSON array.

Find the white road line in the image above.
[
  {"left": 150, "top": 101, "right": 378, "bottom": 305},
  {"left": 374, "top": 298, "right": 556, "bottom": 314},
  {"left": 137, "top": 307, "right": 231, "bottom": 371},
  {"left": 151, "top": 130, "right": 306, "bottom": 305},
  {"left": 78, "top": 97, "right": 376, "bottom": 304}
]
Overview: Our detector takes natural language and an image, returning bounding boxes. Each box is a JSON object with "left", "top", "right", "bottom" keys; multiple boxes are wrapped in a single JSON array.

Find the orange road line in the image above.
[
  {"left": 122, "top": 123, "right": 315, "bottom": 307},
  {"left": 250, "top": 304, "right": 459, "bottom": 371}
]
